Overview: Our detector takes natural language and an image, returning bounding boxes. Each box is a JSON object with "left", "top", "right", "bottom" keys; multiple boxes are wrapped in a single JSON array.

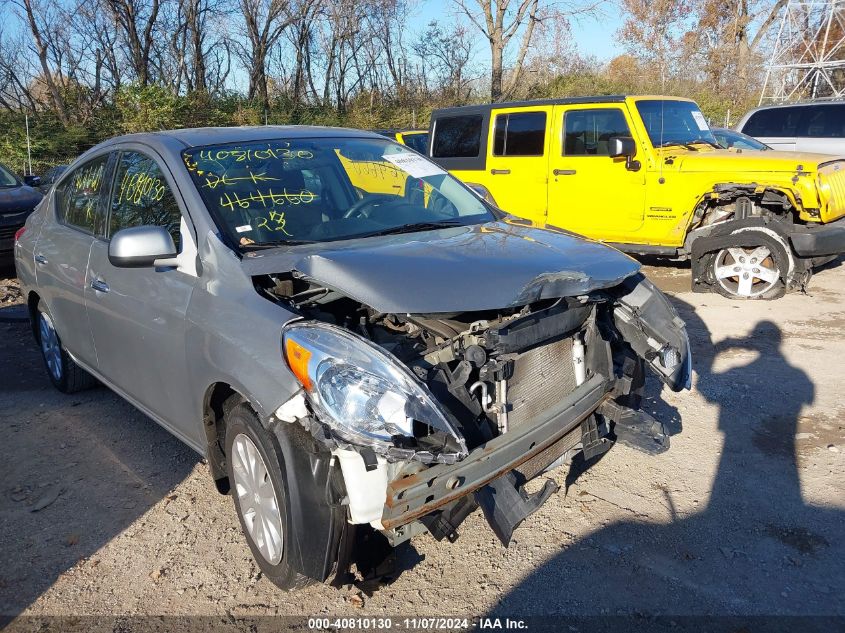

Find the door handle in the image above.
[
  {"left": 553, "top": 169, "right": 577, "bottom": 176},
  {"left": 34, "top": 254, "right": 48, "bottom": 265},
  {"left": 490, "top": 169, "right": 511, "bottom": 175},
  {"left": 90, "top": 279, "right": 110, "bottom": 293}
]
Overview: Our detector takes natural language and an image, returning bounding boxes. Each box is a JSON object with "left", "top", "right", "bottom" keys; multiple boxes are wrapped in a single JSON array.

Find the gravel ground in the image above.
[{"left": 0, "top": 258, "right": 843, "bottom": 627}]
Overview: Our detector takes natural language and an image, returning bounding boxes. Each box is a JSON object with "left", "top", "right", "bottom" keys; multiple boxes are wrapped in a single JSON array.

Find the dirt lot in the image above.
[{"left": 1, "top": 258, "right": 843, "bottom": 626}]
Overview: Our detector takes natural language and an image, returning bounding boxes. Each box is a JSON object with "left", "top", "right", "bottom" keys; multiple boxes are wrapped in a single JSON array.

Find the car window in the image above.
[
  {"left": 564, "top": 109, "right": 630, "bottom": 156},
  {"left": 182, "top": 137, "right": 492, "bottom": 249},
  {"left": 55, "top": 155, "right": 110, "bottom": 235},
  {"left": 402, "top": 132, "right": 429, "bottom": 154},
  {"left": 493, "top": 111, "right": 546, "bottom": 156},
  {"left": 0, "top": 163, "right": 18, "bottom": 187},
  {"left": 742, "top": 106, "right": 804, "bottom": 137},
  {"left": 110, "top": 151, "right": 182, "bottom": 249},
  {"left": 432, "top": 115, "right": 483, "bottom": 157}
]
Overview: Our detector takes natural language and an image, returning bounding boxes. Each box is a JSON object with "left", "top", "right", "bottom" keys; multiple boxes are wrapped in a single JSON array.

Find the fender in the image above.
[{"left": 268, "top": 419, "right": 346, "bottom": 582}]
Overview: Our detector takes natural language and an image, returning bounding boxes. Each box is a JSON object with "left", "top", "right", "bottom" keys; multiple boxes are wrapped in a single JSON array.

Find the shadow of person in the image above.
[{"left": 486, "top": 300, "right": 844, "bottom": 618}]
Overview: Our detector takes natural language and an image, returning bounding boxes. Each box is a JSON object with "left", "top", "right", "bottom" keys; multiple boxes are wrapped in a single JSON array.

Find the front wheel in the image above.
[
  {"left": 224, "top": 398, "right": 313, "bottom": 591},
  {"left": 704, "top": 235, "right": 788, "bottom": 300}
]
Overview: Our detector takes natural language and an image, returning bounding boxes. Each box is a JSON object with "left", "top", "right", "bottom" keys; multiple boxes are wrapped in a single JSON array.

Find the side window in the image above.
[
  {"left": 493, "top": 111, "right": 546, "bottom": 156},
  {"left": 742, "top": 107, "right": 802, "bottom": 137},
  {"left": 564, "top": 109, "right": 631, "bottom": 156},
  {"left": 802, "top": 105, "right": 845, "bottom": 138},
  {"left": 55, "top": 155, "right": 110, "bottom": 235},
  {"left": 110, "top": 151, "right": 182, "bottom": 249},
  {"left": 432, "top": 115, "right": 482, "bottom": 158}
]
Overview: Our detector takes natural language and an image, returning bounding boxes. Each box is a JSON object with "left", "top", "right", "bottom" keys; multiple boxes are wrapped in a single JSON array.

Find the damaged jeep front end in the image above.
[{"left": 263, "top": 267, "right": 690, "bottom": 555}]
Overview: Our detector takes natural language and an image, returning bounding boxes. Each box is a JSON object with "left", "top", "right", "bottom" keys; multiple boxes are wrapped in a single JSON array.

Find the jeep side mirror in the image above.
[
  {"left": 108, "top": 225, "right": 178, "bottom": 268},
  {"left": 609, "top": 136, "right": 640, "bottom": 171},
  {"left": 23, "top": 175, "right": 41, "bottom": 187}
]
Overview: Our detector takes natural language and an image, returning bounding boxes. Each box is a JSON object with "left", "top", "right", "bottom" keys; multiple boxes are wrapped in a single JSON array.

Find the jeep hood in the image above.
[
  {"left": 240, "top": 221, "right": 641, "bottom": 313},
  {"left": 660, "top": 147, "right": 844, "bottom": 174}
]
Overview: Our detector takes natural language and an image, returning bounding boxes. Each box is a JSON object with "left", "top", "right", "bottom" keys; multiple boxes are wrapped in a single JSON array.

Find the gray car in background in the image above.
[
  {"left": 737, "top": 101, "right": 845, "bottom": 155},
  {"left": 13, "top": 126, "right": 691, "bottom": 590}
]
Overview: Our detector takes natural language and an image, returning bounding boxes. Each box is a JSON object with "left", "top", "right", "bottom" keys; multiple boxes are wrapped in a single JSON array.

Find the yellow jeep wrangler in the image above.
[{"left": 428, "top": 96, "right": 845, "bottom": 299}]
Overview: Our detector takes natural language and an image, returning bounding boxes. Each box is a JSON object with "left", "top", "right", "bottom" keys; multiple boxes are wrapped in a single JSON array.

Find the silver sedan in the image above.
[{"left": 14, "top": 126, "right": 690, "bottom": 590}]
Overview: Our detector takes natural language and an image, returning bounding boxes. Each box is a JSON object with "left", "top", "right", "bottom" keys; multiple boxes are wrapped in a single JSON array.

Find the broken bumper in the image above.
[
  {"left": 381, "top": 373, "right": 610, "bottom": 530},
  {"left": 789, "top": 217, "right": 845, "bottom": 257}
]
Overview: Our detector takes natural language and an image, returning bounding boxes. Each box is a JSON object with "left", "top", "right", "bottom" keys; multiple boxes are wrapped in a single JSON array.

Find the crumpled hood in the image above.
[
  {"left": 240, "top": 221, "right": 641, "bottom": 313},
  {"left": 0, "top": 185, "right": 42, "bottom": 215},
  {"left": 661, "top": 147, "right": 844, "bottom": 174}
]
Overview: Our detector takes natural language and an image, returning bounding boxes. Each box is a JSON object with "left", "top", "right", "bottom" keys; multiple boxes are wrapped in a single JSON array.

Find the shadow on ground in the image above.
[
  {"left": 485, "top": 297, "right": 844, "bottom": 619},
  {"left": 0, "top": 319, "right": 198, "bottom": 617}
]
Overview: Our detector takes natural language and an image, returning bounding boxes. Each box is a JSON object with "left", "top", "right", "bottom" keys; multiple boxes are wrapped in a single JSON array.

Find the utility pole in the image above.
[
  {"left": 25, "top": 115, "right": 33, "bottom": 175},
  {"left": 760, "top": 0, "right": 845, "bottom": 103}
]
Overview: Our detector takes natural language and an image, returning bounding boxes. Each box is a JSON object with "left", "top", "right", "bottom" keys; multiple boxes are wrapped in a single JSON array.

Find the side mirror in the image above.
[
  {"left": 23, "top": 175, "right": 41, "bottom": 187},
  {"left": 108, "top": 225, "right": 177, "bottom": 268},
  {"left": 609, "top": 136, "right": 640, "bottom": 171}
]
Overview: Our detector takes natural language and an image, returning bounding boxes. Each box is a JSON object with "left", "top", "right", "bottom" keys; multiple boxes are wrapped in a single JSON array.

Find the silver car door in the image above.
[
  {"left": 84, "top": 147, "right": 201, "bottom": 447},
  {"left": 33, "top": 153, "right": 113, "bottom": 368}
]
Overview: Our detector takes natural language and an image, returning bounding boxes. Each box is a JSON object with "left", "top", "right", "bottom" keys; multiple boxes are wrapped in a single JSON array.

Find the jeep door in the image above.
[
  {"left": 34, "top": 153, "right": 113, "bottom": 368},
  {"left": 484, "top": 106, "right": 552, "bottom": 225},
  {"left": 84, "top": 147, "right": 202, "bottom": 447},
  {"left": 547, "top": 105, "right": 645, "bottom": 241}
]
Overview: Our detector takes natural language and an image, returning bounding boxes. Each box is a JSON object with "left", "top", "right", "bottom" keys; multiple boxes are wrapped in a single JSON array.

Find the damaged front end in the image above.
[{"left": 262, "top": 264, "right": 691, "bottom": 558}]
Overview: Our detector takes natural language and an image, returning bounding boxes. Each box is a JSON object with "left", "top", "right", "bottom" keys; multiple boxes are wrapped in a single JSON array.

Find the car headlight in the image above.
[{"left": 282, "top": 321, "right": 467, "bottom": 464}]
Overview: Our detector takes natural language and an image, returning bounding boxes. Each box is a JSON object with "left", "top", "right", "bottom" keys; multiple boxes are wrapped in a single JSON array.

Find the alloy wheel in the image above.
[
  {"left": 231, "top": 433, "right": 284, "bottom": 565},
  {"left": 39, "top": 311, "right": 62, "bottom": 382},
  {"left": 712, "top": 245, "right": 780, "bottom": 298}
]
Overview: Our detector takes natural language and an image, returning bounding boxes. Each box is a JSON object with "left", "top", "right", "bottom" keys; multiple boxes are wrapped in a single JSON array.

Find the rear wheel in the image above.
[
  {"left": 36, "top": 302, "right": 98, "bottom": 393},
  {"left": 705, "top": 235, "right": 787, "bottom": 300}
]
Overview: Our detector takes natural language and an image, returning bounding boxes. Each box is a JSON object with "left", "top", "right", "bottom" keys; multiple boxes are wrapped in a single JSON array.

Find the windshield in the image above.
[
  {"left": 635, "top": 100, "right": 718, "bottom": 148},
  {"left": 182, "top": 137, "right": 492, "bottom": 249},
  {"left": 0, "top": 163, "right": 19, "bottom": 187},
  {"left": 713, "top": 129, "right": 769, "bottom": 151}
]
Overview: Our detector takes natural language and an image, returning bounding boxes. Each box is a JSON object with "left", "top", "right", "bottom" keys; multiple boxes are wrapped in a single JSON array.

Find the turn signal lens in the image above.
[
  {"left": 14, "top": 226, "right": 26, "bottom": 242},
  {"left": 284, "top": 338, "right": 313, "bottom": 391}
]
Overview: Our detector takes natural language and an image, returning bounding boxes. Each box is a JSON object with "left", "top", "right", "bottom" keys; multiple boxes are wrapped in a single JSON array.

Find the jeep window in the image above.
[
  {"left": 183, "top": 137, "right": 492, "bottom": 249},
  {"left": 636, "top": 100, "right": 718, "bottom": 147},
  {"left": 402, "top": 132, "right": 429, "bottom": 154},
  {"left": 494, "top": 111, "right": 546, "bottom": 156},
  {"left": 55, "top": 154, "right": 110, "bottom": 236},
  {"left": 110, "top": 151, "right": 183, "bottom": 248},
  {"left": 432, "top": 115, "right": 483, "bottom": 157},
  {"left": 563, "top": 109, "right": 630, "bottom": 156}
]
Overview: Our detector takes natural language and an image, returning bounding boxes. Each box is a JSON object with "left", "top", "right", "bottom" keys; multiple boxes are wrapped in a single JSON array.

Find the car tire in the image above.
[
  {"left": 223, "top": 397, "right": 313, "bottom": 591},
  {"left": 36, "top": 301, "right": 98, "bottom": 393},
  {"left": 703, "top": 232, "right": 788, "bottom": 300}
]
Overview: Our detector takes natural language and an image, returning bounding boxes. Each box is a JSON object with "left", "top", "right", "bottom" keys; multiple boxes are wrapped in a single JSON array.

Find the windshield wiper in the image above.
[
  {"left": 355, "top": 219, "right": 465, "bottom": 238},
  {"left": 689, "top": 138, "right": 722, "bottom": 149},
  {"left": 657, "top": 140, "right": 698, "bottom": 151},
  {"left": 241, "top": 239, "right": 317, "bottom": 249}
]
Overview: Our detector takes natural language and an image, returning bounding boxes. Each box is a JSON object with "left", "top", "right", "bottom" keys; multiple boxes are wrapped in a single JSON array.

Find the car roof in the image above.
[
  {"left": 431, "top": 95, "right": 694, "bottom": 115},
  {"left": 96, "top": 125, "right": 385, "bottom": 150},
  {"left": 742, "top": 100, "right": 845, "bottom": 116}
]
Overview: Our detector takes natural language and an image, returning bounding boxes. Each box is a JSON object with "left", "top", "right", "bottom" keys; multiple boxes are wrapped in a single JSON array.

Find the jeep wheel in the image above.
[{"left": 708, "top": 240, "right": 786, "bottom": 300}]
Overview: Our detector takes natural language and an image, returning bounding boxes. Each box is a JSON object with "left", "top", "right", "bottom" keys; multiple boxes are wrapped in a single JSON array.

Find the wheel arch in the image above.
[
  {"left": 27, "top": 290, "right": 42, "bottom": 342},
  {"left": 201, "top": 381, "right": 244, "bottom": 494}
]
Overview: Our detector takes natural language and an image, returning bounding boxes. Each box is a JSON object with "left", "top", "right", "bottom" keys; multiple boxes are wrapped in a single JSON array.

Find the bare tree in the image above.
[
  {"left": 453, "top": 0, "right": 543, "bottom": 101},
  {"left": 235, "top": 0, "right": 295, "bottom": 112},
  {"left": 102, "top": 0, "right": 163, "bottom": 87}
]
